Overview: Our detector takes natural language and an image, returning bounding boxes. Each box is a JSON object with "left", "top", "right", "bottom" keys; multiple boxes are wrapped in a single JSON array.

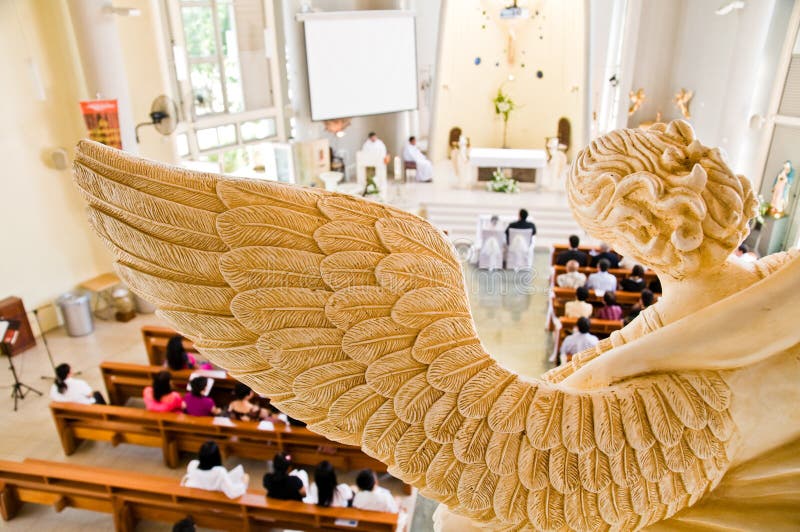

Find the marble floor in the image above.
[{"left": 0, "top": 253, "right": 554, "bottom": 530}]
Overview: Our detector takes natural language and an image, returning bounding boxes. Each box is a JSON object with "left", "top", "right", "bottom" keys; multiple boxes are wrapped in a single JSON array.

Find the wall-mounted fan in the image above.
[{"left": 135, "top": 95, "right": 179, "bottom": 142}]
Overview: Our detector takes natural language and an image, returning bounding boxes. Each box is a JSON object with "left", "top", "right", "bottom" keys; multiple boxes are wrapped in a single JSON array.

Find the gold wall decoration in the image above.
[
  {"left": 628, "top": 87, "right": 646, "bottom": 116},
  {"left": 72, "top": 119, "right": 800, "bottom": 530},
  {"left": 673, "top": 88, "right": 694, "bottom": 119}
]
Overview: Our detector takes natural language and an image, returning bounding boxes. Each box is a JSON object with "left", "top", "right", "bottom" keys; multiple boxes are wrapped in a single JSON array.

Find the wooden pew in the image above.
[
  {"left": 100, "top": 361, "right": 271, "bottom": 410},
  {"left": 141, "top": 325, "right": 198, "bottom": 366},
  {"left": 555, "top": 316, "right": 622, "bottom": 356},
  {"left": 0, "top": 459, "right": 400, "bottom": 532},
  {"left": 551, "top": 264, "right": 659, "bottom": 287},
  {"left": 551, "top": 287, "right": 652, "bottom": 316},
  {"left": 51, "top": 402, "right": 386, "bottom": 473}
]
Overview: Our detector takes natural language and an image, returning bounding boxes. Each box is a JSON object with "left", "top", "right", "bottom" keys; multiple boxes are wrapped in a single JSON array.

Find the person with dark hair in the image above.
[
  {"left": 172, "top": 516, "right": 196, "bottom": 532},
  {"left": 595, "top": 291, "right": 623, "bottom": 321},
  {"left": 362, "top": 131, "right": 389, "bottom": 165},
  {"left": 183, "top": 376, "right": 220, "bottom": 417},
  {"left": 620, "top": 264, "right": 646, "bottom": 292},
  {"left": 263, "top": 452, "right": 307, "bottom": 501},
  {"left": 586, "top": 258, "right": 618, "bottom": 293},
  {"left": 352, "top": 469, "right": 398, "bottom": 513},
  {"left": 227, "top": 382, "right": 271, "bottom": 421},
  {"left": 304, "top": 460, "right": 353, "bottom": 507},
  {"left": 50, "top": 363, "right": 106, "bottom": 404},
  {"left": 558, "top": 316, "right": 599, "bottom": 365},
  {"left": 505, "top": 209, "right": 537, "bottom": 243},
  {"left": 590, "top": 242, "right": 620, "bottom": 268},
  {"left": 165, "top": 335, "right": 197, "bottom": 371},
  {"left": 402, "top": 135, "right": 433, "bottom": 182},
  {"left": 181, "top": 441, "right": 249, "bottom": 499},
  {"left": 564, "top": 286, "right": 593, "bottom": 318},
  {"left": 143, "top": 370, "right": 183, "bottom": 412},
  {"left": 555, "top": 235, "right": 589, "bottom": 266},
  {"left": 556, "top": 259, "right": 587, "bottom": 288},
  {"left": 625, "top": 289, "right": 656, "bottom": 324}
]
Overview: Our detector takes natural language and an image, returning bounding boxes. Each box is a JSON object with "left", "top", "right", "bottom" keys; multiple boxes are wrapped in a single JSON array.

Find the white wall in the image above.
[{"left": 431, "top": 0, "right": 586, "bottom": 161}]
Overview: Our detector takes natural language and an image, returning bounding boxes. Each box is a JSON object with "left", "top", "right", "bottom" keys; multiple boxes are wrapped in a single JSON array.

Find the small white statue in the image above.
[{"left": 543, "top": 136, "right": 567, "bottom": 191}]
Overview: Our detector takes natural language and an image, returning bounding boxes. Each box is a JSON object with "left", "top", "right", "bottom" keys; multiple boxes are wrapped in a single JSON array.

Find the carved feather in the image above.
[
  {"left": 219, "top": 247, "right": 326, "bottom": 291},
  {"left": 486, "top": 431, "right": 523, "bottom": 476},
  {"left": 159, "top": 310, "right": 256, "bottom": 344},
  {"left": 658, "top": 375, "right": 708, "bottom": 430},
  {"left": 454, "top": 417, "right": 492, "bottom": 464},
  {"left": 325, "top": 286, "right": 396, "bottom": 330},
  {"left": 375, "top": 253, "right": 461, "bottom": 293},
  {"left": 494, "top": 473, "right": 530, "bottom": 524},
  {"left": 637, "top": 385, "right": 684, "bottom": 447},
  {"left": 527, "top": 487, "right": 566, "bottom": 531},
  {"left": 329, "top": 384, "right": 387, "bottom": 434},
  {"left": 597, "top": 482, "right": 633, "bottom": 526},
  {"left": 314, "top": 221, "right": 386, "bottom": 254},
  {"left": 230, "top": 287, "right": 331, "bottom": 332},
  {"left": 592, "top": 393, "right": 626, "bottom": 456},
  {"left": 391, "top": 287, "right": 470, "bottom": 329},
  {"left": 216, "top": 180, "right": 322, "bottom": 213},
  {"left": 395, "top": 423, "right": 441, "bottom": 476},
  {"left": 635, "top": 444, "right": 668, "bottom": 483},
  {"left": 577, "top": 447, "right": 612, "bottom": 493},
  {"left": 366, "top": 349, "right": 426, "bottom": 398},
  {"left": 609, "top": 445, "right": 641, "bottom": 487},
  {"left": 423, "top": 393, "right": 465, "bottom": 444},
  {"left": 683, "top": 427, "right": 722, "bottom": 460},
  {"left": 293, "top": 359, "right": 366, "bottom": 406},
  {"left": 488, "top": 379, "right": 535, "bottom": 434},
  {"left": 393, "top": 372, "right": 444, "bottom": 424},
  {"left": 458, "top": 464, "right": 499, "bottom": 512},
  {"left": 458, "top": 365, "right": 516, "bottom": 419},
  {"left": 194, "top": 344, "right": 263, "bottom": 372},
  {"left": 216, "top": 205, "right": 325, "bottom": 251},
  {"left": 662, "top": 438, "right": 695, "bottom": 473},
  {"left": 376, "top": 217, "right": 458, "bottom": 266},
  {"left": 706, "top": 408, "right": 735, "bottom": 441},
  {"left": 426, "top": 444, "right": 465, "bottom": 495},
  {"left": 564, "top": 490, "right": 602, "bottom": 532},
  {"left": 562, "top": 394, "right": 595, "bottom": 454},
  {"left": 427, "top": 344, "right": 493, "bottom": 393},
  {"left": 683, "top": 371, "right": 731, "bottom": 411},
  {"left": 117, "top": 264, "right": 234, "bottom": 313},
  {"left": 320, "top": 251, "right": 385, "bottom": 290},
  {"left": 549, "top": 446, "right": 581, "bottom": 494},
  {"left": 517, "top": 443, "right": 550, "bottom": 491},
  {"left": 618, "top": 389, "right": 657, "bottom": 450},
  {"left": 259, "top": 328, "right": 345, "bottom": 374},
  {"left": 526, "top": 386, "right": 564, "bottom": 450},
  {"left": 341, "top": 317, "right": 417, "bottom": 364},
  {"left": 317, "top": 195, "right": 395, "bottom": 223},
  {"left": 411, "top": 317, "right": 480, "bottom": 364},
  {"left": 361, "top": 401, "right": 409, "bottom": 463}
]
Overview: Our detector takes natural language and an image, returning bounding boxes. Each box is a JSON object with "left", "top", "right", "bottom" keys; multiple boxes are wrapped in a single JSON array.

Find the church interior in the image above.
[{"left": 0, "top": 0, "right": 799, "bottom": 531}]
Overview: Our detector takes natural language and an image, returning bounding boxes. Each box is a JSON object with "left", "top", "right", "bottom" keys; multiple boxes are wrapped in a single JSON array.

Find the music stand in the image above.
[{"left": 1, "top": 319, "right": 42, "bottom": 411}]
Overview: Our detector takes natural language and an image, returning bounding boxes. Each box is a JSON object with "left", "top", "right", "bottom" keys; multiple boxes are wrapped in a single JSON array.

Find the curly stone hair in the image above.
[{"left": 567, "top": 120, "right": 756, "bottom": 278}]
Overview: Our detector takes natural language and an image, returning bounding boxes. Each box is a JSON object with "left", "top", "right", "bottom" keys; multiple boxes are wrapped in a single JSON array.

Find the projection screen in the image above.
[{"left": 302, "top": 11, "right": 418, "bottom": 121}]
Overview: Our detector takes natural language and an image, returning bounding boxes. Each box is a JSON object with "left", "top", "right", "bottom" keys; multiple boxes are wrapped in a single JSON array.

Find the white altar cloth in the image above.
[{"left": 468, "top": 148, "right": 547, "bottom": 169}]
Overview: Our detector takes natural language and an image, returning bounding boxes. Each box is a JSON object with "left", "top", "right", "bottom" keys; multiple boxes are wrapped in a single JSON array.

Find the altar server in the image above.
[{"left": 402, "top": 136, "right": 433, "bottom": 182}]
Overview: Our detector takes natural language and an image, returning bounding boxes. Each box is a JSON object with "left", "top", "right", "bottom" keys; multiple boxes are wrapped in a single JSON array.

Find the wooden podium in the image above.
[{"left": 0, "top": 297, "right": 35, "bottom": 356}]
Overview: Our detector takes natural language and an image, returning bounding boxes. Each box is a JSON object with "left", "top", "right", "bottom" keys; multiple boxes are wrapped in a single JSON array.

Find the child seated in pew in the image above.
[
  {"left": 352, "top": 469, "right": 399, "bottom": 513},
  {"left": 183, "top": 376, "right": 221, "bottom": 417},
  {"left": 564, "top": 286, "right": 593, "bottom": 319},
  {"left": 304, "top": 460, "right": 354, "bottom": 507},
  {"left": 263, "top": 452, "right": 307, "bottom": 501},
  {"left": 181, "top": 441, "right": 249, "bottom": 499},
  {"left": 227, "top": 382, "right": 273, "bottom": 421},
  {"left": 594, "top": 291, "right": 623, "bottom": 321},
  {"left": 50, "top": 363, "right": 106, "bottom": 405},
  {"left": 143, "top": 370, "right": 183, "bottom": 413}
]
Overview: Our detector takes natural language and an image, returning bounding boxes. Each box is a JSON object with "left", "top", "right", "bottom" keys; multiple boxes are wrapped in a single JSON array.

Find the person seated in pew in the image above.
[
  {"left": 558, "top": 317, "right": 599, "bottom": 366},
  {"left": 50, "top": 363, "right": 106, "bottom": 405},
  {"left": 504, "top": 209, "right": 537, "bottom": 243},
  {"left": 304, "top": 460, "right": 354, "bottom": 507},
  {"left": 624, "top": 289, "right": 655, "bottom": 325},
  {"left": 590, "top": 242, "right": 620, "bottom": 268},
  {"left": 594, "top": 291, "right": 623, "bottom": 321},
  {"left": 585, "top": 259, "right": 618, "bottom": 293},
  {"left": 143, "top": 370, "right": 183, "bottom": 413},
  {"left": 556, "top": 260, "right": 587, "bottom": 288},
  {"left": 227, "top": 382, "right": 273, "bottom": 421},
  {"left": 620, "top": 264, "right": 646, "bottom": 292},
  {"left": 564, "top": 286, "right": 593, "bottom": 319},
  {"left": 172, "top": 516, "right": 196, "bottom": 532},
  {"left": 165, "top": 335, "right": 198, "bottom": 370},
  {"left": 263, "top": 452, "right": 307, "bottom": 501},
  {"left": 555, "top": 235, "right": 589, "bottom": 266},
  {"left": 352, "top": 469, "right": 399, "bottom": 513},
  {"left": 183, "top": 376, "right": 221, "bottom": 417},
  {"left": 181, "top": 440, "right": 249, "bottom": 499}
]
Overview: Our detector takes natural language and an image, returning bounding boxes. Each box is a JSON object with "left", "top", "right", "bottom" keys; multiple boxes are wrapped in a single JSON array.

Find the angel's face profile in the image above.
[{"left": 566, "top": 120, "right": 757, "bottom": 280}]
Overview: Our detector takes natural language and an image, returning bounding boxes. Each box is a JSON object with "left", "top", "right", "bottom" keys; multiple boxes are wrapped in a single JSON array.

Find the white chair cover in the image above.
[
  {"left": 478, "top": 230, "right": 504, "bottom": 270},
  {"left": 505, "top": 228, "right": 535, "bottom": 270}
]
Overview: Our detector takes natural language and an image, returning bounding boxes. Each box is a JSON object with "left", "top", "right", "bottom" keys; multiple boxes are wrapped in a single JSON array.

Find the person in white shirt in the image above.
[
  {"left": 304, "top": 460, "right": 354, "bottom": 507},
  {"left": 352, "top": 469, "right": 399, "bottom": 513},
  {"left": 50, "top": 363, "right": 105, "bottom": 404},
  {"left": 585, "top": 258, "right": 617, "bottom": 293},
  {"left": 361, "top": 132, "right": 390, "bottom": 165},
  {"left": 558, "top": 317, "right": 599, "bottom": 365},
  {"left": 556, "top": 260, "right": 587, "bottom": 288},
  {"left": 402, "top": 136, "right": 433, "bottom": 182},
  {"left": 181, "top": 441, "right": 249, "bottom": 499},
  {"left": 564, "top": 286, "right": 593, "bottom": 319}
]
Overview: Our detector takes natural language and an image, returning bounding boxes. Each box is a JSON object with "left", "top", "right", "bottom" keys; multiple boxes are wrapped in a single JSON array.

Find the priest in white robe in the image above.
[
  {"left": 402, "top": 136, "right": 433, "bottom": 182},
  {"left": 361, "top": 132, "right": 390, "bottom": 165}
]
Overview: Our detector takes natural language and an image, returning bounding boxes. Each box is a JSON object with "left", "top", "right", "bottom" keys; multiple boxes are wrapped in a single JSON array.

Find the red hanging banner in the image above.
[{"left": 80, "top": 99, "right": 122, "bottom": 149}]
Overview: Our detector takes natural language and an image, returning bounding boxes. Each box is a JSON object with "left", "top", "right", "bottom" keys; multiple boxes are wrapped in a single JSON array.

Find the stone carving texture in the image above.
[{"left": 72, "top": 119, "right": 799, "bottom": 531}]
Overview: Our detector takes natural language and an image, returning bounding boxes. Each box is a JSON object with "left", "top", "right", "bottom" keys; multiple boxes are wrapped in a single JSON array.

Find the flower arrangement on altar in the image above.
[
  {"left": 493, "top": 87, "right": 516, "bottom": 148},
  {"left": 487, "top": 168, "right": 519, "bottom": 193}
]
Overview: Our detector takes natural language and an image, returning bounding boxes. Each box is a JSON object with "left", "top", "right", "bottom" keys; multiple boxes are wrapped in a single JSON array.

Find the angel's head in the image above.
[{"left": 567, "top": 120, "right": 757, "bottom": 279}]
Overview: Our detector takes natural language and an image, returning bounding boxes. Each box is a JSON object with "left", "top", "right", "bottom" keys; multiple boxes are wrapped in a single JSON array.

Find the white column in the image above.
[{"left": 67, "top": 0, "right": 138, "bottom": 153}]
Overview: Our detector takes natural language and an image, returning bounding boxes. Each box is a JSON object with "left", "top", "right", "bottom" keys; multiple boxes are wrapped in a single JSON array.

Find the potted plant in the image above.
[{"left": 493, "top": 87, "right": 516, "bottom": 148}]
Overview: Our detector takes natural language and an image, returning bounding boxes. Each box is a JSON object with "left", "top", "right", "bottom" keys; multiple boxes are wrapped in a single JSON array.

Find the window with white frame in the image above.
[{"left": 164, "top": 0, "right": 285, "bottom": 174}]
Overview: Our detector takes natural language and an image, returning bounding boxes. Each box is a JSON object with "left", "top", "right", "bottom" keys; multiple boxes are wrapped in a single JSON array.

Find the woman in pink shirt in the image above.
[
  {"left": 143, "top": 370, "right": 183, "bottom": 412},
  {"left": 594, "top": 291, "right": 623, "bottom": 321}
]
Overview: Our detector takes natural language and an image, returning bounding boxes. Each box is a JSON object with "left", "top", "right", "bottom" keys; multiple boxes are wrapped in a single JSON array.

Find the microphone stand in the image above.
[{"left": 33, "top": 306, "right": 81, "bottom": 380}]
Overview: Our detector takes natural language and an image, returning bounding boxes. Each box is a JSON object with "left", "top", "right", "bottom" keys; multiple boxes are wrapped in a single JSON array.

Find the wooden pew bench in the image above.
[
  {"left": 0, "top": 459, "right": 400, "bottom": 531},
  {"left": 551, "top": 264, "right": 659, "bottom": 287},
  {"left": 100, "top": 361, "right": 271, "bottom": 410},
  {"left": 555, "top": 316, "right": 622, "bottom": 356},
  {"left": 51, "top": 402, "right": 386, "bottom": 473},
  {"left": 550, "top": 287, "right": 655, "bottom": 317},
  {"left": 141, "top": 325, "right": 198, "bottom": 366}
]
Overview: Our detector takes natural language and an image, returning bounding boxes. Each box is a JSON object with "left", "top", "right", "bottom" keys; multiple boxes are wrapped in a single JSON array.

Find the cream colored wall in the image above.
[
  {"left": 0, "top": 0, "right": 113, "bottom": 330},
  {"left": 0, "top": 0, "right": 175, "bottom": 331},
  {"left": 431, "top": 0, "right": 585, "bottom": 161}
]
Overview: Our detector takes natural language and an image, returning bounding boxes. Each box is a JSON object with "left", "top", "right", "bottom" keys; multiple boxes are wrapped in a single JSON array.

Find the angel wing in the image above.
[{"left": 74, "top": 140, "right": 735, "bottom": 531}]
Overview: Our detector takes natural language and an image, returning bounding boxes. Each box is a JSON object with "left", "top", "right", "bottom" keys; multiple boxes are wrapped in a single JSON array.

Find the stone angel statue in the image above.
[{"left": 72, "top": 119, "right": 800, "bottom": 531}]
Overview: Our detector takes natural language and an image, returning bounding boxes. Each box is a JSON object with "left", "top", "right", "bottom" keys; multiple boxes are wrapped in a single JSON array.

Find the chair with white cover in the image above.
[
  {"left": 356, "top": 150, "right": 387, "bottom": 200},
  {"left": 505, "top": 228, "right": 535, "bottom": 270},
  {"left": 478, "top": 230, "right": 504, "bottom": 270}
]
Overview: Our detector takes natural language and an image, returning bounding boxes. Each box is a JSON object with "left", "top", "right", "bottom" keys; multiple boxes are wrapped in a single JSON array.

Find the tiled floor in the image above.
[{"left": 0, "top": 254, "right": 553, "bottom": 530}]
